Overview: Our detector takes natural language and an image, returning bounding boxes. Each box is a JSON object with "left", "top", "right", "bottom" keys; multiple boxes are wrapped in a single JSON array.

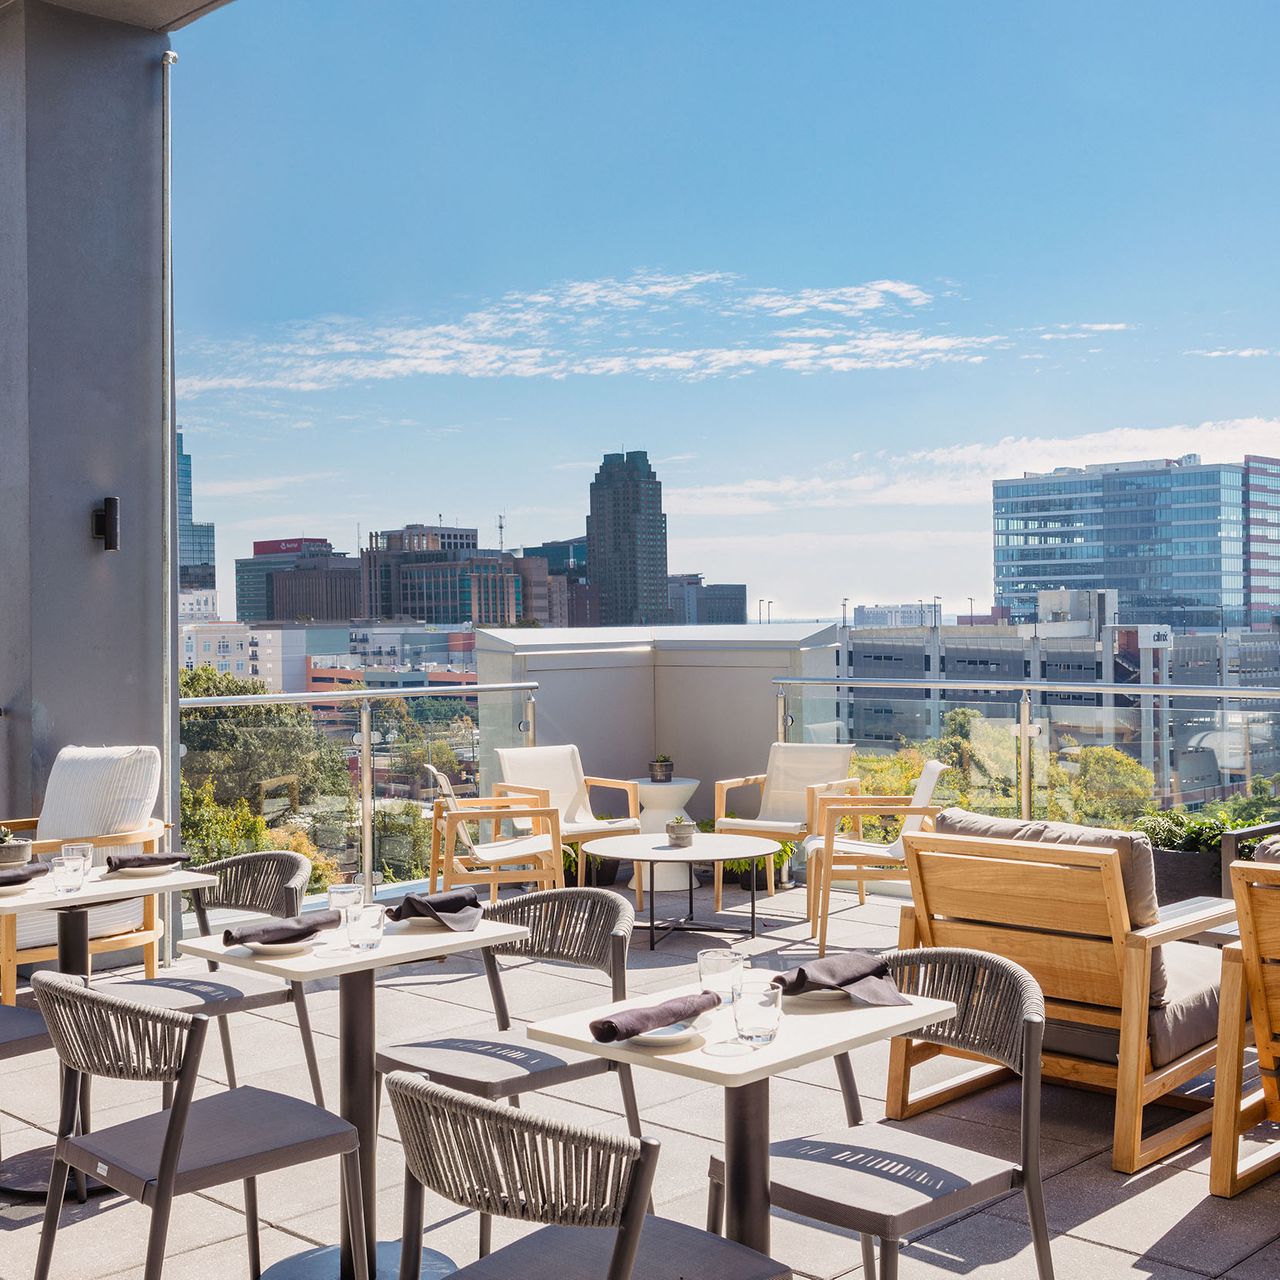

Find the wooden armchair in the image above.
[
  {"left": 1, "top": 744, "right": 166, "bottom": 1005},
  {"left": 892, "top": 827, "right": 1236, "bottom": 1173},
  {"left": 1211, "top": 860, "right": 1280, "bottom": 1196}
]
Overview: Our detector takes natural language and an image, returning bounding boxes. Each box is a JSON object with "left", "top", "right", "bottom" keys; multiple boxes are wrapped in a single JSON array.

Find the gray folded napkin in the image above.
[
  {"left": 590, "top": 991, "right": 720, "bottom": 1043},
  {"left": 224, "top": 910, "right": 343, "bottom": 948},
  {"left": 106, "top": 852, "right": 191, "bottom": 874},
  {"left": 772, "top": 951, "right": 909, "bottom": 1007},
  {"left": 0, "top": 862, "right": 50, "bottom": 889},
  {"left": 385, "top": 888, "right": 482, "bottom": 932}
]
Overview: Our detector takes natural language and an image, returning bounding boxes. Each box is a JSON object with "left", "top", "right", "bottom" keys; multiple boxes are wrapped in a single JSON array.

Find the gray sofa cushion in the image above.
[
  {"left": 932, "top": 808, "right": 1167, "bottom": 1002},
  {"left": 1042, "top": 940, "right": 1219, "bottom": 1069},
  {"left": 1255, "top": 835, "right": 1280, "bottom": 863}
]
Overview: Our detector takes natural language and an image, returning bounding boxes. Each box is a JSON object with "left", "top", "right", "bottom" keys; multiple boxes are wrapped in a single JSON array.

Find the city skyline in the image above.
[{"left": 170, "top": 3, "right": 1280, "bottom": 614}]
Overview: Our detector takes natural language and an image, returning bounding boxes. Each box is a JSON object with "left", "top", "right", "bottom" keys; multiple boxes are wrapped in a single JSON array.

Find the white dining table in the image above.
[
  {"left": 529, "top": 982, "right": 956, "bottom": 1256},
  {"left": 180, "top": 915, "right": 530, "bottom": 1280},
  {"left": 0, "top": 862, "right": 217, "bottom": 1198}
]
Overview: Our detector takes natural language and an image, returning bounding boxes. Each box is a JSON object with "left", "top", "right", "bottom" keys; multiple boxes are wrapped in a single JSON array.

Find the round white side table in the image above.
[{"left": 626, "top": 777, "right": 699, "bottom": 891}]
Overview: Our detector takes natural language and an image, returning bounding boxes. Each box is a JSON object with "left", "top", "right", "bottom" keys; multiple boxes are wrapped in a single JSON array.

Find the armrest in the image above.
[
  {"left": 806, "top": 777, "right": 861, "bottom": 832},
  {"left": 453, "top": 795, "right": 543, "bottom": 811},
  {"left": 492, "top": 782, "right": 551, "bottom": 804},
  {"left": 1129, "top": 897, "right": 1237, "bottom": 948},
  {"left": 714, "top": 776, "right": 766, "bottom": 822},
  {"left": 0, "top": 818, "right": 38, "bottom": 832},
  {"left": 444, "top": 806, "right": 562, "bottom": 851},
  {"left": 584, "top": 777, "right": 640, "bottom": 819}
]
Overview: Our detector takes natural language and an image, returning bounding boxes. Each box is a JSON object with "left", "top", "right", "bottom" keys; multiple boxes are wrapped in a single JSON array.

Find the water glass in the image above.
[
  {"left": 732, "top": 980, "right": 783, "bottom": 1046},
  {"left": 328, "top": 883, "right": 363, "bottom": 921},
  {"left": 346, "top": 905, "right": 385, "bottom": 952},
  {"left": 51, "top": 848, "right": 89, "bottom": 895},
  {"left": 697, "top": 948, "right": 749, "bottom": 1005}
]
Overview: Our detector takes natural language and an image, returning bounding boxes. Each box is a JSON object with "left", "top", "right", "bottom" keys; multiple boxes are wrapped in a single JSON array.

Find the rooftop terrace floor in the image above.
[{"left": 2, "top": 880, "right": 1278, "bottom": 1279}]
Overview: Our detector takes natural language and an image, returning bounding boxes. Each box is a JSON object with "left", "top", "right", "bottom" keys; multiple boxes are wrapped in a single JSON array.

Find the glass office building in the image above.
[
  {"left": 176, "top": 431, "right": 216, "bottom": 591},
  {"left": 993, "top": 453, "right": 1280, "bottom": 629}
]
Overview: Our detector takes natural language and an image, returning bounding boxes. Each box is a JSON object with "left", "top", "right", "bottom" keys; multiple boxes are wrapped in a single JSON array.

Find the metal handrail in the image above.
[
  {"left": 178, "top": 681, "right": 537, "bottom": 708},
  {"left": 772, "top": 676, "right": 1280, "bottom": 700}
]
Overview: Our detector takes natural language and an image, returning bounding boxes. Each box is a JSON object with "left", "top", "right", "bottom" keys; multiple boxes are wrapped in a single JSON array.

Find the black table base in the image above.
[{"left": 643, "top": 861, "right": 781, "bottom": 950}]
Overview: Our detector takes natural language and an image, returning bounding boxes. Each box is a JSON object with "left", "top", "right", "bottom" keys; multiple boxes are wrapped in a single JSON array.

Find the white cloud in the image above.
[
  {"left": 1185, "top": 347, "right": 1272, "bottom": 359},
  {"left": 196, "top": 471, "right": 338, "bottom": 498}
]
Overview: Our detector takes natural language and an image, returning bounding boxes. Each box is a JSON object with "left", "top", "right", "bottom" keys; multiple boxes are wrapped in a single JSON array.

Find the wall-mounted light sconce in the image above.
[{"left": 91, "top": 496, "right": 121, "bottom": 551}]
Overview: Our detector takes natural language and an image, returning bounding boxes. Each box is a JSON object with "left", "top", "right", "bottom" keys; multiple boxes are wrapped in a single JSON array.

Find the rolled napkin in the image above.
[
  {"left": 223, "top": 910, "right": 343, "bottom": 948},
  {"left": 385, "top": 888, "right": 482, "bottom": 932},
  {"left": 0, "top": 862, "right": 51, "bottom": 889},
  {"left": 772, "top": 950, "right": 909, "bottom": 1007},
  {"left": 106, "top": 852, "right": 192, "bottom": 874},
  {"left": 590, "top": 990, "right": 720, "bottom": 1043}
]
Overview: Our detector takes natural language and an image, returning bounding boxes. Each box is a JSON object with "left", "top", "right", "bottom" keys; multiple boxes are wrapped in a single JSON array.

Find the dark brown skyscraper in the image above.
[{"left": 586, "top": 451, "right": 671, "bottom": 625}]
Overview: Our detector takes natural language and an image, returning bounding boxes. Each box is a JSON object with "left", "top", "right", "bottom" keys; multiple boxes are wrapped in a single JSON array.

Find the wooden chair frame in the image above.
[
  {"left": 433, "top": 797, "right": 565, "bottom": 902},
  {"left": 0, "top": 817, "right": 167, "bottom": 1005},
  {"left": 809, "top": 792, "right": 943, "bottom": 954},
  {"left": 892, "top": 829, "right": 1236, "bottom": 1174},
  {"left": 711, "top": 774, "right": 859, "bottom": 914},
  {"left": 1210, "top": 860, "right": 1280, "bottom": 1196}
]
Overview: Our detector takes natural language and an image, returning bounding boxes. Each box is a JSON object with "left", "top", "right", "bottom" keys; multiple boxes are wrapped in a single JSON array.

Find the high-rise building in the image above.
[
  {"left": 667, "top": 574, "right": 747, "bottom": 624},
  {"left": 360, "top": 525, "right": 521, "bottom": 626},
  {"left": 271, "top": 561, "right": 361, "bottom": 622},
  {"left": 235, "top": 538, "right": 340, "bottom": 623},
  {"left": 994, "top": 453, "right": 1280, "bottom": 628},
  {"left": 586, "top": 451, "right": 671, "bottom": 625},
  {"left": 176, "top": 430, "right": 216, "bottom": 590},
  {"left": 518, "top": 536, "right": 587, "bottom": 576}
]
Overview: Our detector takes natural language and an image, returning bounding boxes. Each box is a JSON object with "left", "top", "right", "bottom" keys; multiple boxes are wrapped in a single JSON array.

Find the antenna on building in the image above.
[
  {"left": 437, "top": 513, "right": 443, "bottom": 528},
  {"left": 497, "top": 512, "right": 506, "bottom": 552}
]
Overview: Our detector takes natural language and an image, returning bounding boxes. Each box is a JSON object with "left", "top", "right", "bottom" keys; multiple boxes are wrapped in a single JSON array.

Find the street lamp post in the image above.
[
  {"left": 758, "top": 598, "right": 764, "bottom": 625},
  {"left": 917, "top": 598, "right": 924, "bottom": 628},
  {"left": 967, "top": 596, "right": 975, "bottom": 626},
  {"left": 767, "top": 600, "right": 773, "bottom": 624},
  {"left": 841, "top": 597, "right": 848, "bottom": 629},
  {"left": 933, "top": 595, "right": 942, "bottom": 628}
]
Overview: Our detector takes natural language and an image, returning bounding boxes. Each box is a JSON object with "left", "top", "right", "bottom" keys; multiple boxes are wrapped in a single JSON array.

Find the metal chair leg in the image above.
[
  {"left": 834, "top": 1051, "right": 864, "bottom": 1125},
  {"left": 341, "top": 1149, "right": 372, "bottom": 1280},
  {"left": 705, "top": 1176, "right": 725, "bottom": 1235},
  {"left": 292, "top": 982, "right": 325, "bottom": 1106},
  {"left": 33, "top": 1157, "right": 70, "bottom": 1280},
  {"left": 143, "top": 1193, "right": 174, "bottom": 1280},
  {"left": 478, "top": 1211, "right": 492, "bottom": 1257},
  {"left": 400, "top": 1171, "right": 425, "bottom": 1280},
  {"left": 216, "top": 1015, "right": 239, "bottom": 1089},
  {"left": 880, "top": 1237, "right": 900, "bottom": 1280},
  {"left": 244, "top": 1177, "right": 262, "bottom": 1279},
  {"left": 860, "top": 1234, "right": 878, "bottom": 1280},
  {"left": 1025, "top": 1178, "right": 1055, "bottom": 1279}
]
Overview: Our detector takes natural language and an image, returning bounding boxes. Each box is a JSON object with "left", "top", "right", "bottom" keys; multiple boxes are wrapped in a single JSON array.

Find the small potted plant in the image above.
[
  {"left": 666, "top": 814, "right": 693, "bottom": 848},
  {"left": 649, "top": 753, "right": 674, "bottom": 784},
  {"left": 724, "top": 845, "right": 791, "bottom": 891},
  {"left": 0, "top": 826, "right": 33, "bottom": 867}
]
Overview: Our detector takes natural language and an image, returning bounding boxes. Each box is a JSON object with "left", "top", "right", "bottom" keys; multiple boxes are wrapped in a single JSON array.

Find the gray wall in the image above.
[{"left": 0, "top": 1, "right": 168, "bottom": 813}]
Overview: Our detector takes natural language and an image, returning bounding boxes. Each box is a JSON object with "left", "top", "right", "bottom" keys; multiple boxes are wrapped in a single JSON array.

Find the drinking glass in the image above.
[
  {"left": 732, "top": 980, "right": 783, "bottom": 1046},
  {"left": 51, "top": 848, "right": 89, "bottom": 895},
  {"left": 346, "top": 905, "right": 385, "bottom": 952},
  {"left": 698, "top": 949, "right": 749, "bottom": 1005},
  {"left": 328, "top": 883, "right": 363, "bottom": 920}
]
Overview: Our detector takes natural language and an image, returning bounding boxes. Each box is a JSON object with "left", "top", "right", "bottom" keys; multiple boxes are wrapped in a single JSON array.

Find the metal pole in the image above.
[
  {"left": 522, "top": 694, "right": 537, "bottom": 747},
  {"left": 776, "top": 689, "right": 787, "bottom": 743},
  {"left": 359, "top": 698, "right": 375, "bottom": 904},
  {"left": 1018, "top": 689, "right": 1033, "bottom": 821}
]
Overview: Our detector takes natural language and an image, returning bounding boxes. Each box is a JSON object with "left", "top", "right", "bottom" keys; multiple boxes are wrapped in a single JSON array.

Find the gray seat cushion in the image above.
[
  {"left": 933, "top": 808, "right": 1167, "bottom": 1001},
  {"left": 94, "top": 969, "right": 292, "bottom": 1015},
  {"left": 376, "top": 1030, "right": 609, "bottom": 1098},
  {"left": 0, "top": 1004, "right": 49, "bottom": 1058},
  {"left": 1042, "top": 939, "right": 1220, "bottom": 1070},
  {"left": 710, "top": 1123, "right": 1018, "bottom": 1240},
  {"left": 66, "top": 1085, "right": 356, "bottom": 1203},
  {"left": 451, "top": 1216, "right": 791, "bottom": 1280}
]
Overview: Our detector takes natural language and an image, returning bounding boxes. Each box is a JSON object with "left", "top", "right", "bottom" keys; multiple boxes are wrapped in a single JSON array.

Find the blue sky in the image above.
[{"left": 173, "top": 1, "right": 1280, "bottom": 619}]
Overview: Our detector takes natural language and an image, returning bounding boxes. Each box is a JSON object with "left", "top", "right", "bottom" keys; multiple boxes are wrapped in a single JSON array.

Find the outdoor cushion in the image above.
[
  {"left": 801, "top": 832, "right": 905, "bottom": 861},
  {"left": 449, "top": 1216, "right": 791, "bottom": 1280},
  {"left": 709, "top": 1123, "right": 1017, "bottom": 1240},
  {"left": 1042, "top": 940, "right": 1219, "bottom": 1069},
  {"left": 17, "top": 899, "right": 144, "bottom": 952},
  {"left": 0, "top": 1003, "right": 50, "bottom": 1058},
  {"left": 933, "top": 807, "right": 1167, "bottom": 1001},
  {"left": 94, "top": 969, "right": 291, "bottom": 1015},
  {"left": 467, "top": 832, "right": 561, "bottom": 867},
  {"left": 756, "top": 743, "right": 853, "bottom": 825},
  {"left": 1255, "top": 835, "right": 1280, "bottom": 863},
  {"left": 560, "top": 816, "right": 641, "bottom": 840},
  {"left": 718, "top": 816, "right": 806, "bottom": 837},
  {"left": 376, "top": 1030, "right": 607, "bottom": 1097}
]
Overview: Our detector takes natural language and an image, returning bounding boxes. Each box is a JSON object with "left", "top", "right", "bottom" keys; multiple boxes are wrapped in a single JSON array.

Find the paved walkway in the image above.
[{"left": 2, "top": 879, "right": 1278, "bottom": 1278}]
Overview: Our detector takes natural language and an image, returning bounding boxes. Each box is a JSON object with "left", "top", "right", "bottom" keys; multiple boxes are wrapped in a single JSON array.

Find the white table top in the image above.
[
  {"left": 528, "top": 981, "right": 956, "bottom": 1088},
  {"left": 178, "top": 916, "right": 530, "bottom": 981},
  {"left": 629, "top": 776, "right": 699, "bottom": 788},
  {"left": 0, "top": 865, "right": 216, "bottom": 916},
  {"left": 580, "top": 831, "right": 778, "bottom": 865}
]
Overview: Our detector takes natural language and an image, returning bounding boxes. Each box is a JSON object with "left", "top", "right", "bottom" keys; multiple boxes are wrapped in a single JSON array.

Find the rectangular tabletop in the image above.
[
  {"left": 529, "top": 983, "right": 956, "bottom": 1088},
  {"left": 0, "top": 865, "right": 216, "bottom": 915},
  {"left": 178, "top": 916, "right": 530, "bottom": 981}
]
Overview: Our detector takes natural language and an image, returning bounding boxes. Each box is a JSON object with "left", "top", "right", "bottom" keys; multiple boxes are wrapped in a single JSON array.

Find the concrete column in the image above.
[{"left": 0, "top": 1, "right": 169, "bottom": 813}]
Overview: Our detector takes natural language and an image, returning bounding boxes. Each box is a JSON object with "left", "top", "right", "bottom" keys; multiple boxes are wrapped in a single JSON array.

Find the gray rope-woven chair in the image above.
[
  {"left": 376, "top": 887, "right": 643, "bottom": 1255},
  {"left": 95, "top": 850, "right": 325, "bottom": 1105},
  {"left": 707, "top": 948, "right": 1053, "bottom": 1280},
  {"left": 386, "top": 1072, "right": 792, "bottom": 1280},
  {"left": 31, "top": 971, "right": 368, "bottom": 1280}
]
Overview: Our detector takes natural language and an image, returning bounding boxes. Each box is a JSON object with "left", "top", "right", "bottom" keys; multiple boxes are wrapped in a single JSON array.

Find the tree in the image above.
[
  {"left": 1067, "top": 746, "right": 1154, "bottom": 829},
  {"left": 180, "top": 667, "right": 350, "bottom": 810}
]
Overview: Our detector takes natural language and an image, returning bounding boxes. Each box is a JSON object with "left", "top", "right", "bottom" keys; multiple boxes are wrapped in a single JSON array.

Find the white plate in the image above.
[
  {"left": 244, "top": 939, "right": 315, "bottom": 956},
  {"left": 631, "top": 1019, "right": 704, "bottom": 1047},
  {"left": 396, "top": 914, "right": 445, "bottom": 928},
  {"left": 0, "top": 882, "right": 31, "bottom": 897},
  {"left": 112, "top": 863, "right": 180, "bottom": 878},
  {"left": 789, "top": 988, "right": 849, "bottom": 1002}
]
